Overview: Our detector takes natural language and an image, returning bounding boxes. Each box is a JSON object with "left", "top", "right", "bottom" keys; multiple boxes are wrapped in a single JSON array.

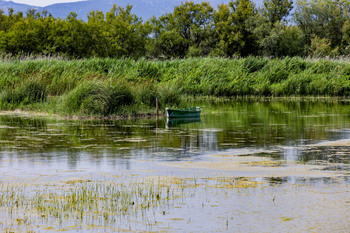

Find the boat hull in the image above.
[{"left": 166, "top": 107, "right": 201, "bottom": 118}]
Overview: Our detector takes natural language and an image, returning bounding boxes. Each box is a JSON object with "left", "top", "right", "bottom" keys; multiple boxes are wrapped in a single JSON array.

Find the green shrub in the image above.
[
  {"left": 107, "top": 83, "right": 135, "bottom": 114},
  {"left": 0, "top": 80, "right": 47, "bottom": 106},
  {"left": 21, "top": 80, "right": 47, "bottom": 103},
  {"left": 286, "top": 57, "right": 307, "bottom": 73},
  {"left": 61, "top": 81, "right": 110, "bottom": 115},
  {"left": 276, "top": 74, "right": 313, "bottom": 96},
  {"left": 135, "top": 82, "right": 159, "bottom": 107},
  {"left": 60, "top": 80, "right": 135, "bottom": 115},
  {"left": 158, "top": 85, "right": 181, "bottom": 108},
  {"left": 136, "top": 58, "right": 161, "bottom": 79},
  {"left": 243, "top": 56, "right": 268, "bottom": 73}
]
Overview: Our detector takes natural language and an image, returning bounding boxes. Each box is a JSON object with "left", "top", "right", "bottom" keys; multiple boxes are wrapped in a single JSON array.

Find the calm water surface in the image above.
[
  {"left": 1, "top": 100, "right": 350, "bottom": 232},
  {"left": 1, "top": 101, "right": 350, "bottom": 174}
]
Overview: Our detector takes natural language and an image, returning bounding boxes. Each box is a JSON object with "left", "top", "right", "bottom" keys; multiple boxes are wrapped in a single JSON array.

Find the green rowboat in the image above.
[{"left": 166, "top": 107, "right": 202, "bottom": 118}]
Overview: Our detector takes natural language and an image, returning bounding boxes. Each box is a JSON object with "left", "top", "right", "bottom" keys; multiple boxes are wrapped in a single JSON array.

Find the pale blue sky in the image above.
[
  {"left": 6, "top": 0, "right": 264, "bottom": 8},
  {"left": 5, "top": 0, "right": 85, "bottom": 7}
]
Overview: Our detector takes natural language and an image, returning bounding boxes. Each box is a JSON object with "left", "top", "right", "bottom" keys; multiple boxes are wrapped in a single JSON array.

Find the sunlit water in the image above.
[{"left": 0, "top": 100, "right": 350, "bottom": 232}]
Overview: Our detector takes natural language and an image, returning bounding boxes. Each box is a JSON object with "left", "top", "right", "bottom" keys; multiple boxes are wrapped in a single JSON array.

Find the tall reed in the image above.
[{"left": 1, "top": 56, "right": 349, "bottom": 115}]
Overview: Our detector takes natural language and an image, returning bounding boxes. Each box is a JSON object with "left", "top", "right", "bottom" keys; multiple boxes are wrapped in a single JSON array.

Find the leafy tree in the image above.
[
  {"left": 86, "top": 10, "right": 110, "bottom": 57},
  {"left": 105, "top": 4, "right": 148, "bottom": 58},
  {"left": 294, "top": 0, "right": 350, "bottom": 54},
  {"left": 149, "top": 1, "right": 214, "bottom": 58},
  {"left": 342, "top": 19, "right": 350, "bottom": 54},
  {"left": 60, "top": 12, "right": 91, "bottom": 57},
  {"left": 0, "top": 9, "right": 25, "bottom": 53},
  {"left": 212, "top": 0, "right": 257, "bottom": 57},
  {"left": 278, "top": 26, "right": 305, "bottom": 56},
  {"left": 263, "top": 0, "right": 293, "bottom": 27},
  {"left": 310, "top": 36, "right": 339, "bottom": 57},
  {"left": 148, "top": 15, "right": 185, "bottom": 58},
  {"left": 248, "top": 0, "right": 294, "bottom": 57},
  {"left": 0, "top": 0, "right": 349, "bottom": 58},
  {"left": 3, "top": 10, "right": 56, "bottom": 55}
]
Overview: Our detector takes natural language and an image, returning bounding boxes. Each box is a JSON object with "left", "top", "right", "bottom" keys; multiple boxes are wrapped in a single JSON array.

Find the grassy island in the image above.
[{"left": 0, "top": 56, "right": 350, "bottom": 117}]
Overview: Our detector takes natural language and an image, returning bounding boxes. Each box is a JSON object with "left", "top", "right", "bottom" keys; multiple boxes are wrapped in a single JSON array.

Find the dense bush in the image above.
[
  {"left": 108, "top": 83, "right": 135, "bottom": 114},
  {"left": 61, "top": 81, "right": 110, "bottom": 115},
  {"left": 135, "top": 81, "right": 158, "bottom": 107}
]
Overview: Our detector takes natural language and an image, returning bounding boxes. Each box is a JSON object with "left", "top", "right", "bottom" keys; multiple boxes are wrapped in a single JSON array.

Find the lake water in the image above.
[{"left": 0, "top": 100, "right": 349, "bottom": 232}]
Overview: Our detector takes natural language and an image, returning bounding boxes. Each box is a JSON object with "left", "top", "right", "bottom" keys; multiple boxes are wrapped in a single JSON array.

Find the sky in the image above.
[
  {"left": 4, "top": 0, "right": 85, "bottom": 7},
  {"left": 5, "top": 0, "right": 263, "bottom": 7}
]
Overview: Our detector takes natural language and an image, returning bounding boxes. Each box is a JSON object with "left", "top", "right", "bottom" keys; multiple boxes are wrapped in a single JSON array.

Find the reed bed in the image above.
[
  {"left": 0, "top": 177, "right": 266, "bottom": 232},
  {"left": 0, "top": 178, "right": 185, "bottom": 231},
  {"left": 0, "top": 176, "right": 268, "bottom": 231},
  {"left": 0, "top": 57, "right": 349, "bottom": 116}
]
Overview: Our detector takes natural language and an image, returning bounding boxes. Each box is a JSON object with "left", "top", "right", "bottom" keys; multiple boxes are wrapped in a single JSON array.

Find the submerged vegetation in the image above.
[
  {"left": 1, "top": 174, "right": 348, "bottom": 231},
  {"left": 0, "top": 176, "right": 262, "bottom": 231},
  {"left": 0, "top": 56, "right": 350, "bottom": 116},
  {"left": 0, "top": 177, "right": 182, "bottom": 231}
]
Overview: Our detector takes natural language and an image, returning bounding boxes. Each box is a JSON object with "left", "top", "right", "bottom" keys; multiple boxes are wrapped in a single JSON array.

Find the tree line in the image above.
[{"left": 0, "top": 0, "right": 350, "bottom": 59}]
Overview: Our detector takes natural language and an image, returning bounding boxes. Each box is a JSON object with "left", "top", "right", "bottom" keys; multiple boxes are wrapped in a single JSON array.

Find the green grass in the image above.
[
  {"left": 0, "top": 176, "right": 267, "bottom": 231},
  {"left": 0, "top": 56, "right": 350, "bottom": 116},
  {"left": 0, "top": 177, "right": 194, "bottom": 230}
]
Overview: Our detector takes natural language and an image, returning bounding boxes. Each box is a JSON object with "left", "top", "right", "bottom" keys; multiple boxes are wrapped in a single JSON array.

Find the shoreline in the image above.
[
  {"left": 0, "top": 95, "right": 349, "bottom": 120},
  {"left": 0, "top": 109, "right": 166, "bottom": 121}
]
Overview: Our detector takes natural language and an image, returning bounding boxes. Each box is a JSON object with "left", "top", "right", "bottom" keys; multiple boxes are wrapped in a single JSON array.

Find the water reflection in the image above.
[
  {"left": 166, "top": 117, "right": 201, "bottom": 127},
  {"left": 0, "top": 101, "right": 350, "bottom": 173},
  {"left": 263, "top": 176, "right": 350, "bottom": 186}
]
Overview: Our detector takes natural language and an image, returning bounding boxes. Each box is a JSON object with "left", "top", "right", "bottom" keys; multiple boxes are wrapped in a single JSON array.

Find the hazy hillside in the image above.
[
  {"left": 44, "top": 0, "right": 179, "bottom": 20},
  {"left": 0, "top": 0, "right": 263, "bottom": 20},
  {"left": 0, "top": 0, "right": 38, "bottom": 13},
  {"left": 44, "top": 0, "right": 238, "bottom": 20}
]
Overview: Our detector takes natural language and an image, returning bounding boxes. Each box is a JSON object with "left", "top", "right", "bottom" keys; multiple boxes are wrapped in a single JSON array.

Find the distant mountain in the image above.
[
  {"left": 44, "top": 0, "right": 179, "bottom": 20},
  {"left": 0, "top": 0, "right": 38, "bottom": 14},
  {"left": 0, "top": 0, "right": 263, "bottom": 20},
  {"left": 43, "top": 0, "right": 234, "bottom": 20}
]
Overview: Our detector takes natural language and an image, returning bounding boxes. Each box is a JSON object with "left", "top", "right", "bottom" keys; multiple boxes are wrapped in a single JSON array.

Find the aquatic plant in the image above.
[
  {"left": 1, "top": 56, "right": 350, "bottom": 115},
  {"left": 0, "top": 177, "right": 197, "bottom": 231},
  {"left": 61, "top": 81, "right": 110, "bottom": 115},
  {"left": 0, "top": 79, "right": 47, "bottom": 108},
  {"left": 107, "top": 82, "right": 135, "bottom": 114}
]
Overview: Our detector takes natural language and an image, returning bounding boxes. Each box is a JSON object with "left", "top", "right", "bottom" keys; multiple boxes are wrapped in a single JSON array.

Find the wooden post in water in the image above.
[
  {"left": 156, "top": 98, "right": 159, "bottom": 118},
  {"left": 156, "top": 97, "right": 159, "bottom": 132}
]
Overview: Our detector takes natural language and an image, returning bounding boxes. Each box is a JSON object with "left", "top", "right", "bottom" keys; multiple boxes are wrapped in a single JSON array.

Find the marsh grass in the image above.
[
  {"left": 0, "top": 176, "right": 267, "bottom": 231},
  {"left": 0, "top": 79, "right": 47, "bottom": 109},
  {"left": 61, "top": 81, "right": 110, "bottom": 115},
  {"left": 0, "top": 178, "right": 181, "bottom": 230},
  {"left": 1, "top": 56, "right": 350, "bottom": 116}
]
